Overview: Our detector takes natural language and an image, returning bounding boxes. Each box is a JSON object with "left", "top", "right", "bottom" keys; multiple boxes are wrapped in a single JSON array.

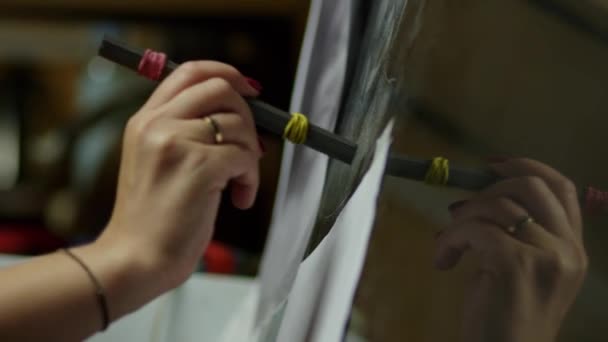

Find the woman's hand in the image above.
[
  {"left": 0, "top": 61, "right": 262, "bottom": 340},
  {"left": 99, "top": 61, "right": 262, "bottom": 293},
  {"left": 435, "top": 158, "right": 588, "bottom": 342}
]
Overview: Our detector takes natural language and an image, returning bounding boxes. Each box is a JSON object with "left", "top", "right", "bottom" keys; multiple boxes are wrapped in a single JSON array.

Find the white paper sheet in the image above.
[
  {"left": 0, "top": 255, "right": 255, "bottom": 342},
  {"left": 256, "top": 0, "right": 356, "bottom": 329},
  {"left": 88, "top": 275, "right": 254, "bottom": 342},
  {"left": 217, "top": 283, "right": 260, "bottom": 342},
  {"left": 277, "top": 122, "right": 393, "bottom": 342}
]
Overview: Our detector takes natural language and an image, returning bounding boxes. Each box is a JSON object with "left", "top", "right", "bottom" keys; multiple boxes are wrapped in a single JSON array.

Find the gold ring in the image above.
[
  {"left": 506, "top": 216, "right": 535, "bottom": 234},
  {"left": 205, "top": 116, "right": 223, "bottom": 144}
]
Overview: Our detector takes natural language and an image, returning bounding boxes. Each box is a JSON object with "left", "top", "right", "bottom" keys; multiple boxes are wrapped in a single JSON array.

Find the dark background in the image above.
[{"left": 0, "top": 1, "right": 310, "bottom": 274}]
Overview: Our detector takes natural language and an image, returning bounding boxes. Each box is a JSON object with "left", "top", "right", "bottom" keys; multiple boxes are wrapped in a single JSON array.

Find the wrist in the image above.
[
  {"left": 72, "top": 236, "right": 167, "bottom": 322},
  {"left": 100, "top": 218, "right": 200, "bottom": 292}
]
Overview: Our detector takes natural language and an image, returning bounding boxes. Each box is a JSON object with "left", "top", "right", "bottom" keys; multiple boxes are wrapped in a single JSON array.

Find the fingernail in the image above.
[
  {"left": 483, "top": 155, "right": 512, "bottom": 163},
  {"left": 448, "top": 200, "right": 468, "bottom": 212},
  {"left": 246, "top": 77, "right": 263, "bottom": 92},
  {"left": 257, "top": 136, "right": 266, "bottom": 155}
]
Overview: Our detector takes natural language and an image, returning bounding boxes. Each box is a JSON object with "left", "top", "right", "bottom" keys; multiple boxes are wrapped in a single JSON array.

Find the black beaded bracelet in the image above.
[{"left": 61, "top": 248, "right": 110, "bottom": 331}]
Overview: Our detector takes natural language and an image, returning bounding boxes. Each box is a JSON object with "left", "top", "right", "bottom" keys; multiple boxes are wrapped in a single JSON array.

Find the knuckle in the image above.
[
  {"left": 548, "top": 250, "right": 567, "bottom": 269},
  {"left": 214, "top": 62, "right": 240, "bottom": 78},
  {"left": 149, "top": 129, "right": 180, "bottom": 154},
  {"left": 174, "top": 61, "right": 241, "bottom": 87},
  {"left": 127, "top": 115, "right": 154, "bottom": 140},
  {"left": 522, "top": 176, "right": 547, "bottom": 192},
  {"left": 206, "top": 77, "right": 233, "bottom": 95},
  {"left": 557, "top": 179, "right": 578, "bottom": 198},
  {"left": 544, "top": 248, "right": 586, "bottom": 280},
  {"left": 495, "top": 197, "right": 517, "bottom": 212},
  {"left": 177, "top": 61, "right": 200, "bottom": 76}
]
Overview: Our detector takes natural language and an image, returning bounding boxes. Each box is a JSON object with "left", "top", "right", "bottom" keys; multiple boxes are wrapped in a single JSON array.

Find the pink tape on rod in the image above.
[{"left": 138, "top": 49, "right": 167, "bottom": 81}]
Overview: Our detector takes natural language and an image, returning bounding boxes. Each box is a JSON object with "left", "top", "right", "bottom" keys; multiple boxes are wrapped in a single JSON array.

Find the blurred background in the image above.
[
  {"left": 0, "top": 0, "right": 310, "bottom": 274},
  {"left": 2, "top": 1, "right": 608, "bottom": 341}
]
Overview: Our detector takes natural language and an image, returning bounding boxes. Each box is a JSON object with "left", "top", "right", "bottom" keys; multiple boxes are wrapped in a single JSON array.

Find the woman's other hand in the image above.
[{"left": 435, "top": 158, "right": 588, "bottom": 342}]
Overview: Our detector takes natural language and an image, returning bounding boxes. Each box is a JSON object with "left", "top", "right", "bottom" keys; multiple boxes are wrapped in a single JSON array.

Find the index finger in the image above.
[{"left": 142, "top": 61, "right": 259, "bottom": 110}]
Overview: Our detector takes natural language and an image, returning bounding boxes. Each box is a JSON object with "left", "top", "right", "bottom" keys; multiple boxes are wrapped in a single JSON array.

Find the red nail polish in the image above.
[
  {"left": 257, "top": 137, "right": 266, "bottom": 154},
  {"left": 246, "top": 77, "right": 263, "bottom": 92},
  {"left": 448, "top": 200, "right": 468, "bottom": 212}
]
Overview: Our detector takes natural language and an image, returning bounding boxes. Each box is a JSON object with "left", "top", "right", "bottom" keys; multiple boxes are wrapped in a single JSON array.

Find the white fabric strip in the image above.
[
  {"left": 256, "top": 0, "right": 355, "bottom": 329},
  {"left": 277, "top": 121, "right": 393, "bottom": 342}
]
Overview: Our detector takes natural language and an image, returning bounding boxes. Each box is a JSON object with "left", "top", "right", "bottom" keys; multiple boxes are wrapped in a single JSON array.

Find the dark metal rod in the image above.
[{"left": 98, "top": 37, "right": 501, "bottom": 191}]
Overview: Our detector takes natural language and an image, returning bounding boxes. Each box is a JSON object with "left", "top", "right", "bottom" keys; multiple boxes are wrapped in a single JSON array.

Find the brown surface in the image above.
[{"left": 353, "top": 0, "right": 608, "bottom": 340}]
